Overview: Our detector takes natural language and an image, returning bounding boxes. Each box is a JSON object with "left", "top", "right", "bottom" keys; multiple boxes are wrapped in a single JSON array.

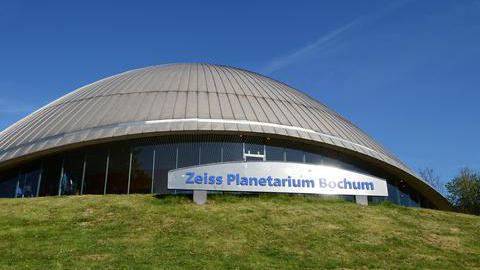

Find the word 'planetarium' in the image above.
[{"left": 0, "top": 64, "right": 450, "bottom": 209}]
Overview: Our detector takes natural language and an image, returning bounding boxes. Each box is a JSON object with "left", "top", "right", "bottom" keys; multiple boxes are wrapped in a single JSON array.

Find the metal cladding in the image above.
[{"left": 0, "top": 63, "right": 449, "bottom": 208}]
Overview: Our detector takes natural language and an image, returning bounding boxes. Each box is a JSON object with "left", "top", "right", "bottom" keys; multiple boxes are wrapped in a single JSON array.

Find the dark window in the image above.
[
  {"left": 419, "top": 194, "right": 431, "bottom": 208},
  {"left": 323, "top": 157, "right": 341, "bottom": 167},
  {"left": 223, "top": 142, "right": 243, "bottom": 162},
  {"left": 305, "top": 152, "right": 323, "bottom": 164},
  {"left": 266, "top": 145, "right": 284, "bottom": 161},
  {"left": 153, "top": 143, "right": 177, "bottom": 194},
  {"left": 396, "top": 181, "right": 420, "bottom": 207},
  {"left": 130, "top": 146, "right": 153, "bottom": 194},
  {"left": 368, "top": 196, "right": 386, "bottom": 204},
  {"left": 18, "top": 164, "right": 41, "bottom": 198},
  {"left": 60, "top": 152, "right": 84, "bottom": 195},
  {"left": 200, "top": 142, "right": 221, "bottom": 164},
  {"left": 408, "top": 188, "right": 420, "bottom": 207},
  {"left": 340, "top": 195, "right": 355, "bottom": 202},
  {"left": 0, "top": 170, "right": 19, "bottom": 198},
  {"left": 244, "top": 142, "right": 264, "bottom": 156},
  {"left": 386, "top": 180, "right": 400, "bottom": 204},
  {"left": 398, "top": 180, "right": 411, "bottom": 206},
  {"left": 177, "top": 142, "right": 199, "bottom": 168},
  {"left": 174, "top": 142, "right": 197, "bottom": 195},
  {"left": 106, "top": 146, "right": 130, "bottom": 194},
  {"left": 38, "top": 156, "right": 62, "bottom": 196},
  {"left": 336, "top": 160, "right": 363, "bottom": 173},
  {"left": 244, "top": 142, "right": 265, "bottom": 162},
  {"left": 285, "top": 148, "right": 304, "bottom": 163},
  {"left": 83, "top": 148, "right": 107, "bottom": 195}
]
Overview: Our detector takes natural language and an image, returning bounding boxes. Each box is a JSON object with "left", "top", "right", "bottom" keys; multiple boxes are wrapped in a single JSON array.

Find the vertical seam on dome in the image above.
[
  {"left": 146, "top": 91, "right": 166, "bottom": 121},
  {"left": 73, "top": 94, "right": 112, "bottom": 132},
  {"left": 35, "top": 97, "right": 88, "bottom": 143},
  {"left": 242, "top": 71, "right": 293, "bottom": 127},
  {"left": 164, "top": 65, "right": 181, "bottom": 92},
  {"left": 256, "top": 75, "right": 319, "bottom": 132},
  {"left": 210, "top": 65, "right": 236, "bottom": 120},
  {"left": 238, "top": 70, "right": 281, "bottom": 124},
  {"left": 12, "top": 101, "right": 70, "bottom": 149},
  {"left": 92, "top": 95, "right": 126, "bottom": 128},
  {"left": 228, "top": 69, "right": 270, "bottom": 125},
  {"left": 204, "top": 65, "right": 225, "bottom": 120},
  {"left": 216, "top": 66, "right": 248, "bottom": 121},
  {"left": 0, "top": 106, "right": 53, "bottom": 150},
  {"left": 135, "top": 68, "right": 158, "bottom": 93},
  {"left": 160, "top": 66, "right": 177, "bottom": 92},
  {"left": 92, "top": 69, "right": 139, "bottom": 97},
  {"left": 256, "top": 77, "right": 310, "bottom": 132},
  {"left": 0, "top": 105, "right": 52, "bottom": 148},
  {"left": 315, "top": 107, "right": 375, "bottom": 151},
  {"left": 222, "top": 67, "right": 259, "bottom": 123}
]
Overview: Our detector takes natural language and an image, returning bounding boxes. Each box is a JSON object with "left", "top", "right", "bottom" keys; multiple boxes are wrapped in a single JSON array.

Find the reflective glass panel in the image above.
[
  {"left": 386, "top": 180, "right": 400, "bottom": 204},
  {"left": 408, "top": 188, "right": 420, "bottom": 207},
  {"left": 322, "top": 156, "right": 340, "bottom": 167},
  {"left": 200, "top": 142, "right": 221, "bottom": 164},
  {"left": 305, "top": 152, "right": 323, "bottom": 164},
  {"left": 153, "top": 143, "right": 177, "bottom": 194},
  {"left": 18, "top": 164, "right": 40, "bottom": 198},
  {"left": 368, "top": 196, "right": 386, "bottom": 204},
  {"left": 83, "top": 148, "right": 107, "bottom": 195},
  {"left": 106, "top": 146, "right": 130, "bottom": 194},
  {"left": 177, "top": 142, "right": 199, "bottom": 168},
  {"left": 244, "top": 142, "right": 264, "bottom": 156},
  {"left": 60, "top": 152, "right": 84, "bottom": 195},
  {"left": 419, "top": 194, "right": 431, "bottom": 208},
  {"left": 130, "top": 146, "right": 153, "bottom": 194},
  {"left": 266, "top": 145, "right": 284, "bottom": 161},
  {"left": 340, "top": 195, "right": 355, "bottom": 202},
  {"left": 285, "top": 148, "right": 304, "bottom": 162},
  {"left": 38, "top": 156, "right": 62, "bottom": 196},
  {"left": 222, "top": 142, "right": 243, "bottom": 162},
  {"left": 398, "top": 180, "right": 411, "bottom": 206},
  {"left": 0, "top": 170, "right": 19, "bottom": 198}
]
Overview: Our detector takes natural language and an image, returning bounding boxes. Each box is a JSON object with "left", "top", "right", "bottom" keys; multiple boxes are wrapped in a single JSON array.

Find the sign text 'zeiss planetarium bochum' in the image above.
[{"left": 169, "top": 162, "right": 388, "bottom": 197}]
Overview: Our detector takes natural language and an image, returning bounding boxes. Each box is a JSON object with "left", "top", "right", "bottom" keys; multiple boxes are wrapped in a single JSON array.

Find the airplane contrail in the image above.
[{"left": 261, "top": 0, "right": 412, "bottom": 74}]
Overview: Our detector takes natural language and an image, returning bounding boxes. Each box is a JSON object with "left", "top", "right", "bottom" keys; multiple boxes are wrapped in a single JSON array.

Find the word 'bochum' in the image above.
[{"left": 319, "top": 178, "right": 375, "bottom": 190}]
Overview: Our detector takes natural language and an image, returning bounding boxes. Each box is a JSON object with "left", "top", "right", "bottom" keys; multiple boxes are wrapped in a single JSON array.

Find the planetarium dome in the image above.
[{"left": 0, "top": 63, "right": 450, "bottom": 209}]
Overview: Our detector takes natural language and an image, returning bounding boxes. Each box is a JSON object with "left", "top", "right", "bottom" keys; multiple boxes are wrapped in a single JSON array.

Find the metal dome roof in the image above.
[
  {"left": 0, "top": 63, "right": 400, "bottom": 165},
  {"left": 0, "top": 63, "right": 449, "bottom": 208}
]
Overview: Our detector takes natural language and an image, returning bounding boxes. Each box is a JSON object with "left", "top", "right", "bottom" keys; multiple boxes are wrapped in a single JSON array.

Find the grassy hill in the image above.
[{"left": 0, "top": 194, "right": 478, "bottom": 270}]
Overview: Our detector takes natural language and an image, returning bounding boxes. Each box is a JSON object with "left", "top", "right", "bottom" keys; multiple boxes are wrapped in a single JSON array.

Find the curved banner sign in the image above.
[{"left": 168, "top": 162, "right": 388, "bottom": 196}]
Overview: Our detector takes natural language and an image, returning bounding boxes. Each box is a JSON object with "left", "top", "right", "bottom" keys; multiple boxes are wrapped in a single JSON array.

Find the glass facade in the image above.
[
  {"left": 83, "top": 148, "right": 108, "bottom": 195},
  {"left": 18, "top": 164, "right": 41, "bottom": 198},
  {"left": 0, "top": 170, "right": 18, "bottom": 198},
  {"left": 106, "top": 146, "right": 130, "bottom": 194},
  {"left": 60, "top": 152, "right": 84, "bottom": 195},
  {"left": 38, "top": 156, "right": 62, "bottom": 196},
  {"left": 0, "top": 134, "right": 436, "bottom": 209},
  {"left": 130, "top": 146, "right": 154, "bottom": 194}
]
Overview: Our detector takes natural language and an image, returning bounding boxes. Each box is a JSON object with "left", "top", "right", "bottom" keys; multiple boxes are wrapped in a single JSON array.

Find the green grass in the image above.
[{"left": 0, "top": 194, "right": 478, "bottom": 270}]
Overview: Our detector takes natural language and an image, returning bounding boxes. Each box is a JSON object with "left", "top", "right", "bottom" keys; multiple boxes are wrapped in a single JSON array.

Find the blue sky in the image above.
[{"left": 0, "top": 0, "right": 479, "bottom": 186}]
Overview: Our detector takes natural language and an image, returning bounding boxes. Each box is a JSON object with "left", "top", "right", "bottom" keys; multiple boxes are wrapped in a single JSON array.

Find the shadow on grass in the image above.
[{"left": 150, "top": 192, "right": 357, "bottom": 206}]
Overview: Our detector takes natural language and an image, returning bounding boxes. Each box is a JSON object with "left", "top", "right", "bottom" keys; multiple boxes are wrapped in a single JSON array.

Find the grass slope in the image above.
[{"left": 0, "top": 195, "right": 478, "bottom": 270}]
